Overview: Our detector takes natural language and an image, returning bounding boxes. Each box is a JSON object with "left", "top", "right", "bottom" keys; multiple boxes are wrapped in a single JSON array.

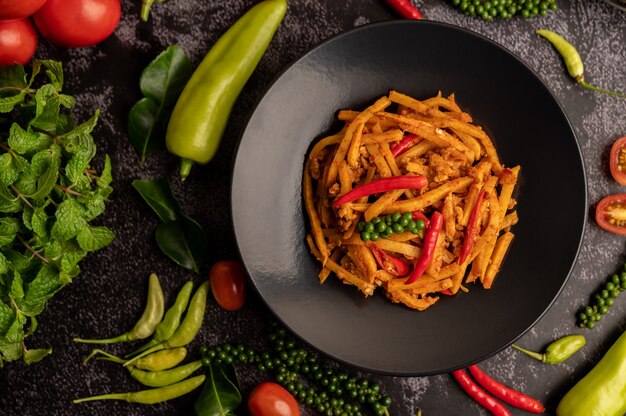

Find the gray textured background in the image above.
[{"left": 1, "top": 0, "right": 625, "bottom": 415}]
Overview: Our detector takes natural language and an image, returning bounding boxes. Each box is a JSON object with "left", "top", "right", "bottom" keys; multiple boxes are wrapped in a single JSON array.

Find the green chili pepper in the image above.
[
  {"left": 123, "top": 281, "right": 209, "bottom": 367},
  {"left": 537, "top": 29, "right": 626, "bottom": 98},
  {"left": 74, "top": 273, "right": 165, "bottom": 344},
  {"left": 129, "top": 360, "right": 203, "bottom": 388},
  {"left": 557, "top": 330, "right": 626, "bottom": 416},
  {"left": 129, "top": 280, "right": 194, "bottom": 357},
  {"left": 513, "top": 335, "right": 586, "bottom": 364},
  {"left": 86, "top": 347, "right": 188, "bottom": 371},
  {"left": 165, "top": 0, "right": 287, "bottom": 180},
  {"left": 73, "top": 374, "right": 206, "bottom": 404}
]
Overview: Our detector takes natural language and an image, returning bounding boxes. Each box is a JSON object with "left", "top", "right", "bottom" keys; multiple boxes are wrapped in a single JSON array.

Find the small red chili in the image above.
[
  {"left": 390, "top": 133, "right": 422, "bottom": 157},
  {"left": 411, "top": 211, "right": 430, "bottom": 228},
  {"left": 332, "top": 176, "right": 428, "bottom": 207},
  {"left": 467, "top": 365, "right": 544, "bottom": 414},
  {"left": 458, "top": 191, "right": 486, "bottom": 265},
  {"left": 405, "top": 211, "right": 443, "bottom": 284},
  {"left": 451, "top": 370, "right": 511, "bottom": 416},
  {"left": 366, "top": 242, "right": 410, "bottom": 276},
  {"left": 383, "top": 0, "right": 424, "bottom": 19},
  {"left": 440, "top": 289, "right": 454, "bottom": 296}
]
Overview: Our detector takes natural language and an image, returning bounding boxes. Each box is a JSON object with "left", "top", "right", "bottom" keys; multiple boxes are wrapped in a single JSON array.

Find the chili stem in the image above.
[
  {"left": 511, "top": 344, "right": 544, "bottom": 361},
  {"left": 578, "top": 80, "right": 626, "bottom": 98},
  {"left": 74, "top": 333, "right": 131, "bottom": 345},
  {"left": 82, "top": 348, "right": 125, "bottom": 365},
  {"left": 73, "top": 393, "right": 129, "bottom": 403}
]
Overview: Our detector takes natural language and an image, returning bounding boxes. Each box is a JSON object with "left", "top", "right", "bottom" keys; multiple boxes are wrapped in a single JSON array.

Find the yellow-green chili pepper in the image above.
[
  {"left": 86, "top": 347, "right": 188, "bottom": 371},
  {"left": 129, "top": 360, "right": 203, "bottom": 387},
  {"left": 73, "top": 374, "right": 206, "bottom": 404},
  {"left": 557, "top": 330, "right": 626, "bottom": 416},
  {"left": 537, "top": 29, "right": 625, "bottom": 98},
  {"left": 129, "top": 280, "right": 194, "bottom": 357},
  {"left": 123, "top": 281, "right": 209, "bottom": 367},
  {"left": 513, "top": 335, "right": 586, "bottom": 364},
  {"left": 165, "top": 0, "right": 287, "bottom": 180},
  {"left": 74, "top": 273, "right": 165, "bottom": 344}
]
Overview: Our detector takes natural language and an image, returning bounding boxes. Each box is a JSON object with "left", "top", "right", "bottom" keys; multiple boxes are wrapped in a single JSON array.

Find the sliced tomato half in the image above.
[
  {"left": 596, "top": 194, "right": 626, "bottom": 235},
  {"left": 610, "top": 136, "right": 626, "bottom": 185}
]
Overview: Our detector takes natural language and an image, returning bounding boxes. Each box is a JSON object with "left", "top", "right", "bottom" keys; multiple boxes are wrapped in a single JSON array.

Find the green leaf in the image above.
[
  {"left": 8, "top": 123, "right": 51, "bottom": 155},
  {"left": 132, "top": 178, "right": 180, "bottom": 222},
  {"left": 0, "top": 93, "right": 25, "bottom": 113},
  {"left": 30, "top": 84, "right": 61, "bottom": 132},
  {"left": 61, "top": 110, "right": 99, "bottom": 142},
  {"left": 65, "top": 136, "right": 96, "bottom": 184},
  {"left": 98, "top": 154, "right": 113, "bottom": 188},
  {"left": 23, "top": 348, "right": 52, "bottom": 365},
  {"left": 155, "top": 215, "right": 207, "bottom": 273},
  {"left": 194, "top": 363, "right": 242, "bottom": 416},
  {"left": 31, "top": 206, "right": 48, "bottom": 239},
  {"left": 18, "top": 265, "right": 62, "bottom": 316},
  {"left": 0, "top": 64, "right": 28, "bottom": 89},
  {"left": 0, "top": 185, "right": 20, "bottom": 213},
  {"left": 76, "top": 226, "right": 114, "bottom": 252},
  {"left": 0, "top": 340, "right": 23, "bottom": 361},
  {"left": 0, "top": 217, "right": 20, "bottom": 247},
  {"left": 128, "top": 45, "right": 192, "bottom": 160},
  {"left": 83, "top": 192, "right": 106, "bottom": 222},
  {"left": 0, "top": 301, "right": 16, "bottom": 335},
  {"left": 26, "top": 145, "right": 61, "bottom": 200},
  {"left": 0, "top": 251, "right": 9, "bottom": 276},
  {"left": 0, "top": 154, "right": 18, "bottom": 186},
  {"left": 9, "top": 270, "right": 24, "bottom": 300},
  {"left": 51, "top": 199, "right": 86, "bottom": 241},
  {"left": 41, "top": 60, "right": 63, "bottom": 91},
  {"left": 3, "top": 312, "right": 26, "bottom": 343},
  {"left": 59, "top": 249, "right": 85, "bottom": 283}
]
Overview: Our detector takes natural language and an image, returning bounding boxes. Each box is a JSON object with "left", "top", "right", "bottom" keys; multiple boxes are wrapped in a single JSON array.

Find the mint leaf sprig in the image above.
[{"left": 0, "top": 60, "right": 114, "bottom": 366}]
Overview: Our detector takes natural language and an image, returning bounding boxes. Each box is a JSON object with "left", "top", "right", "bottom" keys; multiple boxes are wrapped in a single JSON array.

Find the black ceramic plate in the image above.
[{"left": 231, "top": 21, "right": 586, "bottom": 375}]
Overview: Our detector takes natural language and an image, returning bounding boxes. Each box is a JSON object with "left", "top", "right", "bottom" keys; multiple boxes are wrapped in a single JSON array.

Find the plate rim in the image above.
[{"left": 230, "top": 19, "right": 588, "bottom": 376}]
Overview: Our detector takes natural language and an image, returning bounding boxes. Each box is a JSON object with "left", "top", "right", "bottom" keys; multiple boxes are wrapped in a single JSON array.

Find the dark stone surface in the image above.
[{"left": 0, "top": 0, "right": 624, "bottom": 415}]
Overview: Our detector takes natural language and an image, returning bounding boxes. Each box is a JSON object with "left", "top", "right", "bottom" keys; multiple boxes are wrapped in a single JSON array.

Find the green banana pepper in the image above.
[
  {"left": 165, "top": 0, "right": 287, "bottom": 179},
  {"left": 513, "top": 335, "right": 586, "bottom": 364},
  {"left": 557, "top": 330, "right": 626, "bottom": 416}
]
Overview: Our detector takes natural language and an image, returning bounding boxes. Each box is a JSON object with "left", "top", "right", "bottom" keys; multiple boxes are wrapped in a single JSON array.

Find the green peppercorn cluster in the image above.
[
  {"left": 449, "top": 0, "right": 557, "bottom": 20},
  {"left": 200, "top": 322, "right": 392, "bottom": 416},
  {"left": 358, "top": 212, "right": 425, "bottom": 242},
  {"left": 577, "top": 264, "right": 626, "bottom": 329}
]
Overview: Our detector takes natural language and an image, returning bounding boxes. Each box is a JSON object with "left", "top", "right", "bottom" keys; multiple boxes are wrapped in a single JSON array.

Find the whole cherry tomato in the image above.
[
  {"left": 596, "top": 194, "right": 626, "bottom": 236},
  {"left": 0, "top": 0, "right": 47, "bottom": 20},
  {"left": 209, "top": 260, "right": 246, "bottom": 311},
  {"left": 610, "top": 136, "right": 626, "bottom": 185},
  {"left": 0, "top": 19, "right": 38, "bottom": 66},
  {"left": 33, "top": 0, "right": 121, "bottom": 48},
  {"left": 248, "top": 382, "right": 300, "bottom": 416}
]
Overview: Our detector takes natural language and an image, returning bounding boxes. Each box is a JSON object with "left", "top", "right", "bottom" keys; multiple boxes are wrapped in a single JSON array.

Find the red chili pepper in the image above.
[
  {"left": 441, "top": 288, "right": 454, "bottom": 296},
  {"left": 458, "top": 191, "right": 486, "bottom": 265},
  {"left": 383, "top": 0, "right": 424, "bottom": 19},
  {"left": 411, "top": 211, "right": 430, "bottom": 228},
  {"left": 405, "top": 211, "right": 443, "bottom": 284},
  {"left": 366, "top": 242, "right": 410, "bottom": 276},
  {"left": 390, "top": 133, "right": 422, "bottom": 157},
  {"left": 467, "top": 365, "right": 545, "bottom": 414},
  {"left": 451, "top": 370, "right": 511, "bottom": 416},
  {"left": 332, "top": 176, "right": 427, "bottom": 207}
]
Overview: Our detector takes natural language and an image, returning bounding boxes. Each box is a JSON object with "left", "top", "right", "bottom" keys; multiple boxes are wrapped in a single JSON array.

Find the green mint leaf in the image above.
[
  {"left": 76, "top": 226, "right": 114, "bottom": 252},
  {"left": 0, "top": 217, "right": 19, "bottom": 247},
  {"left": 8, "top": 123, "right": 52, "bottom": 155},
  {"left": 27, "top": 60, "right": 41, "bottom": 87},
  {"left": 18, "top": 264, "right": 62, "bottom": 316},
  {"left": 128, "top": 45, "right": 192, "bottom": 160},
  {"left": 41, "top": 60, "right": 63, "bottom": 91},
  {"left": 0, "top": 64, "right": 27, "bottom": 89},
  {"left": 9, "top": 270, "right": 24, "bottom": 301},
  {"left": 0, "top": 301, "right": 16, "bottom": 336},
  {"left": 59, "top": 248, "right": 85, "bottom": 283},
  {"left": 0, "top": 93, "right": 25, "bottom": 113},
  {"left": 83, "top": 192, "right": 106, "bottom": 222},
  {"left": 61, "top": 110, "right": 99, "bottom": 143},
  {"left": 0, "top": 251, "right": 9, "bottom": 276},
  {"left": 26, "top": 145, "right": 61, "bottom": 200},
  {"left": 58, "top": 94, "right": 74, "bottom": 109},
  {"left": 0, "top": 185, "right": 20, "bottom": 213},
  {"left": 30, "top": 84, "right": 61, "bottom": 132},
  {"left": 24, "top": 315, "right": 38, "bottom": 337},
  {"left": 98, "top": 154, "right": 113, "bottom": 188},
  {"left": 0, "top": 340, "right": 23, "bottom": 361},
  {"left": 23, "top": 348, "right": 52, "bottom": 365},
  {"left": 0, "top": 154, "right": 18, "bottom": 186},
  {"left": 51, "top": 199, "right": 86, "bottom": 241},
  {"left": 31, "top": 206, "right": 48, "bottom": 239},
  {"left": 132, "top": 178, "right": 180, "bottom": 222},
  {"left": 4, "top": 312, "right": 26, "bottom": 343}
]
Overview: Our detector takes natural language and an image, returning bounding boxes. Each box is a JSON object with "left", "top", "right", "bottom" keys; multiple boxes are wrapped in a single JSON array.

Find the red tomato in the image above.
[
  {"left": 0, "top": 19, "right": 38, "bottom": 66},
  {"left": 0, "top": 0, "right": 47, "bottom": 20},
  {"left": 209, "top": 261, "right": 246, "bottom": 311},
  {"left": 596, "top": 194, "right": 626, "bottom": 235},
  {"left": 248, "top": 382, "right": 300, "bottom": 416},
  {"left": 33, "top": 0, "right": 120, "bottom": 48},
  {"left": 610, "top": 136, "right": 626, "bottom": 185}
]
